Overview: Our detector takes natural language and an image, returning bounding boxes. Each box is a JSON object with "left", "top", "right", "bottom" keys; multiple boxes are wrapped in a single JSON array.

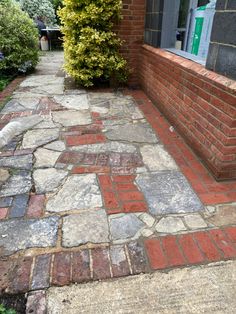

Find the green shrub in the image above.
[
  {"left": 20, "top": 0, "right": 56, "bottom": 25},
  {"left": 0, "top": 0, "right": 39, "bottom": 73},
  {"left": 0, "top": 304, "right": 16, "bottom": 314},
  {"left": 59, "top": 0, "right": 128, "bottom": 87}
]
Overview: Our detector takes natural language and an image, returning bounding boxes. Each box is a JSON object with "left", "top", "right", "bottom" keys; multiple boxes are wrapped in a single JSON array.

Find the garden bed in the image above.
[{"left": 0, "top": 294, "right": 26, "bottom": 314}]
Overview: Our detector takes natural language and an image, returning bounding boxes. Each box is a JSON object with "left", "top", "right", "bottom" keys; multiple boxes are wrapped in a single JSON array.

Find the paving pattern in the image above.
[{"left": 0, "top": 52, "right": 236, "bottom": 298}]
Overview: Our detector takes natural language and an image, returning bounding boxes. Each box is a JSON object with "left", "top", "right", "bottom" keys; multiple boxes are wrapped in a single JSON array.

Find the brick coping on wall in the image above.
[
  {"left": 142, "top": 45, "right": 236, "bottom": 94},
  {"left": 139, "top": 45, "right": 236, "bottom": 180}
]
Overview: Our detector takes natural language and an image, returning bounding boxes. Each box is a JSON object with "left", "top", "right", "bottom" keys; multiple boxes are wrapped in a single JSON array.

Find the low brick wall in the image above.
[{"left": 139, "top": 45, "right": 236, "bottom": 180}]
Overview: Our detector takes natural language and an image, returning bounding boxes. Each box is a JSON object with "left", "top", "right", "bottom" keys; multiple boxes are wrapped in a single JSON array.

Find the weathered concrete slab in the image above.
[
  {"left": 0, "top": 171, "right": 31, "bottom": 197},
  {"left": 33, "top": 168, "right": 68, "bottom": 193},
  {"left": 46, "top": 174, "right": 103, "bottom": 213},
  {"left": 62, "top": 210, "right": 109, "bottom": 247},
  {"left": 47, "top": 261, "right": 236, "bottom": 314},
  {"left": 106, "top": 123, "right": 158, "bottom": 143},
  {"left": 22, "top": 129, "right": 59, "bottom": 149},
  {"left": 0, "top": 216, "right": 59, "bottom": 255},
  {"left": 136, "top": 171, "right": 204, "bottom": 215},
  {"left": 52, "top": 110, "right": 91, "bottom": 126}
]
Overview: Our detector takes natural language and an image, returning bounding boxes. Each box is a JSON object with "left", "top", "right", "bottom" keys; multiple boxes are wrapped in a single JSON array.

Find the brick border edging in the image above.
[
  {"left": 125, "top": 89, "right": 236, "bottom": 206},
  {"left": 1, "top": 226, "right": 236, "bottom": 295},
  {"left": 0, "top": 77, "right": 25, "bottom": 106}
]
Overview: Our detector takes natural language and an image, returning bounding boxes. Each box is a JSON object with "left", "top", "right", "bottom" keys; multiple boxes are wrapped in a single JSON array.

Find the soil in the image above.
[{"left": 0, "top": 294, "right": 26, "bottom": 314}]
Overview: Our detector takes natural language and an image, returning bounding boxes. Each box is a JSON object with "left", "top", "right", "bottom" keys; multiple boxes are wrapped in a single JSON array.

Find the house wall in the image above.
[
  {"left": 115, "top": 0, "right": 146, "bottom": 87},
  {"left": 139, "top": 45, "right": 236, "bottom": 180},
  {"left": 206, "top": 0, "right": 236, "bottom": 80},
  {"left": 115, "top": 0, "right": 236, "bottom": 180}
]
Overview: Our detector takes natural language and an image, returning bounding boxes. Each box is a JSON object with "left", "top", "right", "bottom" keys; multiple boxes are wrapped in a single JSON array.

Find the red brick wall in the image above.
[
  {"left": 139, "top": 45, "right": 236, "bottom": 181},
  {"left": 115, "top": 0, "right": 146, "bottom": 87}
]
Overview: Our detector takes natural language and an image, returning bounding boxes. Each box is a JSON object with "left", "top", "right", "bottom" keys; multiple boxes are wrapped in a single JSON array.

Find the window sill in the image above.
[{"left": 165, "top": 48, "right": 206, "bottom": 66}]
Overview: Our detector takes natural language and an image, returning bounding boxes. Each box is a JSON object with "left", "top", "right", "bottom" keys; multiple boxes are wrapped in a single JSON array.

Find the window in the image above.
[{"left": 145, "top": 0, "right": 217, "bottom": 64}]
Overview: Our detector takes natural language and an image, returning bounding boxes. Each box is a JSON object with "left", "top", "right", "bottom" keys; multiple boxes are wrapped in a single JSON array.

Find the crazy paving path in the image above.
[{"left": 1, "top": 52, "right": 236, "bottom": 302}]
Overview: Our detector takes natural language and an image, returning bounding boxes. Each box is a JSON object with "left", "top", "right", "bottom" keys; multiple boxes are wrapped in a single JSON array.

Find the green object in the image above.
[
  {"left": 0, "top": 304, "right": 16, "bottom": 314},
  {"left": 20, "top": 0, "right": 56, "bottom": 25},
  {"left": 0, "top": 0, "right": 39, "bottom": 73},
  {"left": 191, "top": 17, "right": 204, "bottom": 55},
  {"left": 197, "top": 5, "right": 207, "bottom": 11}
]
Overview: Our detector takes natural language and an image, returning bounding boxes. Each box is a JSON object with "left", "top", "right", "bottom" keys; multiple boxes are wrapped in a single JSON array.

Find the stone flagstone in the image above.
[
  {"left": 62, "top": 210, "right": 109, "bottom": 247},
  {"left": 54, "top": 95, "right": 89, "bottom": 110},
  {"left": 1, "top": 98, "right": 40, "bottom": 113},
  {"left": 109, "top": 214, "right": 145, "bottom": 241},
  {"left": 20, "top": 75, "right": 64, "bottom": 87},
  {"left": 0, "top": 155, "right": 32, "bottom": 170},
  {"left": 22, "top": 129, "right": 59, "bottom": 149},
  {"left": 106, "top": 123, "right": 158, "bottom": 143},
  {"left": 24, "top": 83, "right": 64, "bottom": 96},
  {"left": 155, "top": 216, "right": 187, "bottom": 233},
  {"left": 46, "top": 174, "right": 103, "bottom": 213},
  {"left": 136, "top": 171, "right": 204, "bottom": 215},
  {"left": 33, "top": 168, "right": 68, "bottom": 194},
  {"left": 140, "top": 145, "right": 178, "bottom": 171},
  {"left": 0, "top": 171, "right": 32, "bottom": 197},
  {"left": 44, "top": 141, "right": 66, "bottom": 152},
  {"left": 52, "top": 110, "right": 91, "bottom": 126},
  {"left": 184, "top": 214, "right": 208, "bottom": 229},
  {"left": 34, "top": 148, "right": 60, "bottom": 168},
  {"left": 0, "top": 169, "right": 10, "bottom": 183},
  {"left": 0, "top": 216, "right": 59, "bottom": 256}
]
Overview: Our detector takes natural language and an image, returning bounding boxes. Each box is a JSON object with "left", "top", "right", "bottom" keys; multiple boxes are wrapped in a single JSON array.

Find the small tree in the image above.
[
  {"left": 59, "top": 0, "right": 128, "bottom": 87},
  {"left": 20, "top": 0, "right": 56, "bottom": 25},
  {"left": 0, "top": 0, "right": 39, "bottom": 73}
]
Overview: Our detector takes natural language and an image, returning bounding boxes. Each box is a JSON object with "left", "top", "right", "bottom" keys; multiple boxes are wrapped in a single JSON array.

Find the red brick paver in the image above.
[
  {"left": 126, "top": 89, "right": 236, "bottom": 205},
  {"left": 144, "top": 228, "right": 236, "bottom": 270},
  {"left": 1, "top": 226, "right": 236, "bottom": 294},
  {"left": 98, "top": 174, "right": 148, "bottom": 215}
]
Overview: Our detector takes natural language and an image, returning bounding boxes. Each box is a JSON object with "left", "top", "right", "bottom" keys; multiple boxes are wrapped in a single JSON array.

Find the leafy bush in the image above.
[
  {"left": 20, "top": 0, "right": 56, "bottom": 25},
  {"left": 0, "top": 304, "right": 16, "bottom": 314},
  {"left": 0, "top": 0, "right": 39, "bottom": 73},
  {"left": 50, "top": 0, "right": 63, "bottom": 24},
  {"left": 59, "top": 0, "right": 128, "bottom": 87}
]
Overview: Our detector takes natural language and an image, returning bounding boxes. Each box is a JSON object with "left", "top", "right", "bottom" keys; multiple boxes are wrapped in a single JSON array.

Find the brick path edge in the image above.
[{"left": 1, "top": 226, "right": 236, "bottom": 294}]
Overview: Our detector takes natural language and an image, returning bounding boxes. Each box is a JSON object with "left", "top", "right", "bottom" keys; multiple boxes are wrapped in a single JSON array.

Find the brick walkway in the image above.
[{"left": 0, "top": 52, "right": 236, "bottom": 298}]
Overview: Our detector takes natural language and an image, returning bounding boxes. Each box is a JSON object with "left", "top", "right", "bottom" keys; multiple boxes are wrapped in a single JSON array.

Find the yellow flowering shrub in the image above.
[{"left": 58, "top": 0, "right": 128, "bottom": 87}]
